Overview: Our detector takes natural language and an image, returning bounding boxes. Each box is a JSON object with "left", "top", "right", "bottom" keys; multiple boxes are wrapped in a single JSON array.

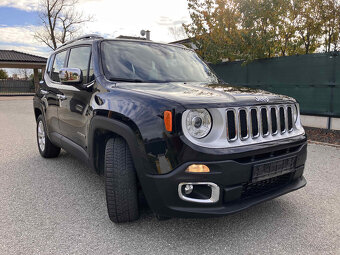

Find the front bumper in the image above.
[{"left": 141, "top": 139, "right": 307, "bottom": 218}]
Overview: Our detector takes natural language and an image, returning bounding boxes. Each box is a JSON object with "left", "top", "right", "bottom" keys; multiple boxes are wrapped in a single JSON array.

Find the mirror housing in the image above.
[{"left": 59, "top": 68, "right": 82, "bottom": 84}]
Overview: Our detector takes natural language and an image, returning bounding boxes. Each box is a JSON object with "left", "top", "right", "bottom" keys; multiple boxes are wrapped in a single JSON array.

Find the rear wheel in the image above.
[
  {"left": 36, "top": 115, "right": 60, "bottom": 158},
  {"left": 105, "top": 137, "right": 139, "bottom": 223}
]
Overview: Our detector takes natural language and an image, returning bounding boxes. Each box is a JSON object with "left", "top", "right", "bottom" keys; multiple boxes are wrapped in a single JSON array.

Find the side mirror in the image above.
[{"left": 59, "top": 68, "right": 82, "bottom": 84}]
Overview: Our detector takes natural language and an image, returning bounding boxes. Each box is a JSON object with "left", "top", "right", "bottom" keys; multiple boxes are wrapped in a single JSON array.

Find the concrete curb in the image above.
[
  {"left": 0, "top": 94, "right": 35, "bottom": 96},
  {"left": 308, "top": 140, "right": 340, "bottom": 148}
]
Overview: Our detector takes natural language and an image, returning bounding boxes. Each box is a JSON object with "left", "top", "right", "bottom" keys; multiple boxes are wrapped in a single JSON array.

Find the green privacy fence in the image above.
[
  {"left": 0, "top": 80, "right": 35, "bottom": 94},
  {"left": 210, "top": 51, "right": 340, "bottom": 117}
]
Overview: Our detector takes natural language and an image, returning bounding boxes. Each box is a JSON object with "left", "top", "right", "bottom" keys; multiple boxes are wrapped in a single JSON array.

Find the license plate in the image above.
[{"left": 252, "top": 156, "right": 296, "bottom": 182}]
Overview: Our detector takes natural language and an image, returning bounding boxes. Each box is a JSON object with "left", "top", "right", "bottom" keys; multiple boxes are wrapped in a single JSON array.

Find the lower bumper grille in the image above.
[{"left": 241, "top": 173, "right": 292, "bottom": 200}]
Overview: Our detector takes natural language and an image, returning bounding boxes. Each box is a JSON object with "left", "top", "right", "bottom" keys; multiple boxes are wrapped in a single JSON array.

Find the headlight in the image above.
[{"left": 185, "top": 109, "right": 212, "bottom": 138}]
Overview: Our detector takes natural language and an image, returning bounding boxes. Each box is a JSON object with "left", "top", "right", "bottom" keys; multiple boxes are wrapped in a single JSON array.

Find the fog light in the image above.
[
  {"left": 178, "top": 182, "right": 220, "bottom": 203},
  {"left": 186, "top": 164, "right": 210, "bottom": 173},
  {"left": 184, "top": 184, "right": 193, "bottom": 194}
]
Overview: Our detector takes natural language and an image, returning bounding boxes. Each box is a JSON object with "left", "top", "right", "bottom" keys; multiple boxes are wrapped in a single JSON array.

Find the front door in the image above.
[{"left": 57, "top": 46, "right": 94, "bottom": 149}]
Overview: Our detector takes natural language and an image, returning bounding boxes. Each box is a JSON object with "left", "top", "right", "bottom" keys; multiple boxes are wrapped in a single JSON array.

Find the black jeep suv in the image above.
[{"left": 33, "top": 34, "right": 307, "bottom": 223}]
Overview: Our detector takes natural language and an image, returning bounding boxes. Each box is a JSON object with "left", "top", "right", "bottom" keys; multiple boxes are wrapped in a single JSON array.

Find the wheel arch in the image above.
[
  {"left": 33, "top": 97, "right": 46, "bottom": 121},
  {"left": 88, "top": 115, "right": 148, "bottom": 176},
  {"left": 34, "top": 108, "right": 42, "bottom": 120}
]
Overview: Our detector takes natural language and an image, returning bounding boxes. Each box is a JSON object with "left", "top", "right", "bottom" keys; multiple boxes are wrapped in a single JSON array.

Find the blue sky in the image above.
[
  {"left": 0, "top": 4, "right": 49, "bottom": 76},
  {"left": 0, "top": 7, "right": 47, "bottom": 56},
  {"left": 0, "top": 2, "right": 50, "bottom": 58},
  {"left": 0, "top": 0, "right": 189, "bottom": 76},
  {"left": 0, "top": 7, "right": 39, "bottom": 26}
]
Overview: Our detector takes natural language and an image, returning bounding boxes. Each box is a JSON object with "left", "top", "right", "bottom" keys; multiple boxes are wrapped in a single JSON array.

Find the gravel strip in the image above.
[{"left": 305, "top": 127, "right": 340, "bottom": 145}]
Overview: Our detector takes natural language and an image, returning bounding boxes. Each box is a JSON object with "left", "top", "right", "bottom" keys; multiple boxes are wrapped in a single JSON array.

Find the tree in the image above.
[
  {"left": 319, "top": 0, "right": 340, "bottom": 52},
  {"left": 294, "top": 0, "right": 323, "bottom": 54},
  {"left": 184, "top": 0, "right": 242, "bottom": 63},
  {"left": 237, "top": 0, "right": 285, "bottom": 59},
  {"left": 184, "top": 0, "right": 331, "bottom": 62},
  {"left": 0, "top": 69, "right": 8, "bottom": 79},
  {"left": 275, "top": 0, "right": 303, "bottom": 56},
  {"left": 29, "top": 71, "right": 43, "bottom": 81},
  {"left": 18, "top": 69, "right": 32, "bottom": 80},
  {"left": 168, "top": 26, "right": 187, "bottom": 41},
  {"left": 34, "top": 0, "right": 92, "bottom": 50}
]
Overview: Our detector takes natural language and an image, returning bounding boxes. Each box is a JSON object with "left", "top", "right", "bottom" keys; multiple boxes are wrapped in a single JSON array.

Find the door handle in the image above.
[
  {"left": 40, "top": 89, "right": 49, "bottom": 95},
  {"left": 57, "top": 94, "right": 67, "bottom": 100}
]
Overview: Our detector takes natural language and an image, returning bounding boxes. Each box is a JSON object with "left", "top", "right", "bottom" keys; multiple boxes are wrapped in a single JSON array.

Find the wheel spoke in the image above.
[{"left": 37, "top": 120, "right": 45, "bottom": 151}]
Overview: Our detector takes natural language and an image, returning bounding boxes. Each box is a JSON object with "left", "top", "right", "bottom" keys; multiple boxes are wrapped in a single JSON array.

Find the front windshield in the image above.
[{"left": 101, "top": 41, "right": 218, "bottom": 83}]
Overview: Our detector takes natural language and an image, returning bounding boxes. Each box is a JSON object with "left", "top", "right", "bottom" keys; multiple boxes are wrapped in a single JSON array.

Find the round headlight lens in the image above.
[{"left": 186, "top": 109, "right": 212, "bottom": 138}]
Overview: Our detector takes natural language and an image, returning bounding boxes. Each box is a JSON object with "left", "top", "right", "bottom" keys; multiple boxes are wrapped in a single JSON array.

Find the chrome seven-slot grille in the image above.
[{"left": 226, "top": 104, "right": 295, "bottom": 142}]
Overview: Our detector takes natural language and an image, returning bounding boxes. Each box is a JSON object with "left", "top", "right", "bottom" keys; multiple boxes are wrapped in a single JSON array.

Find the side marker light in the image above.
[{"left": 164, "top": 111, "right": 173, "bottom": 132}]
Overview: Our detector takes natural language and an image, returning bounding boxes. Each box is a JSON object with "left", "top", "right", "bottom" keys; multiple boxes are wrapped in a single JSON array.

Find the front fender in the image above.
[{"left": 88, "top": 116, "right": 154, "bottom": 176}]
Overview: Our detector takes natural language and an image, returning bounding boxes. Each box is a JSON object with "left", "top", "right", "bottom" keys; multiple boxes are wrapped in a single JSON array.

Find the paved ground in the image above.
[{"left": 0, "top": 97, "right": 339, "bottom": 255}]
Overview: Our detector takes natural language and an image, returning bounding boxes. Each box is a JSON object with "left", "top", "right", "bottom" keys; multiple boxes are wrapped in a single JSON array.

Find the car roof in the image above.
[{"left": 53, "top": 37, "right": 190, "bottom": 54}]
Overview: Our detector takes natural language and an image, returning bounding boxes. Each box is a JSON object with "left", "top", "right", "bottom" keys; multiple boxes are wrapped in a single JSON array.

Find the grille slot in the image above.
[
  {"left": 239, "top": 109, "right": 248, "bottom": 139},
  {"left": 250, "top": 109, "right": 259, "bottom": 137},
  {"left": 225, "top": 104, "right": 296, "bottom": 143},
  {"left": 287, "top": 106, "right": 293, "bottom": 131},
  {"left": 279, "top": 107, "right": 285, "bottom": 133},
  {"left": 227, "top": 110, "right": 237, "bottom": 140},
  {"left": 270, "top": 107, "right": 278, "bottom": 134},
  {"left": 261, "top": 108, "right": 269, "bottom": 136}
]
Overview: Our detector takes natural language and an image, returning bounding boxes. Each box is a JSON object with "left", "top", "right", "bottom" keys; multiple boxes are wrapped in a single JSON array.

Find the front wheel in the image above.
[
  {"left": 36, "top": 115, "right": 60, "bottom": 158},
  {"left": 105, "top": 137, "right": 139, "bottom": 223}
]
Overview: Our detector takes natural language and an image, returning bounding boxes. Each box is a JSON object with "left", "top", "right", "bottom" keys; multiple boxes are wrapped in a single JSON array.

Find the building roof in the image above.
[{"left": 0, "top": 50, "right": 47, "bottom": 63}]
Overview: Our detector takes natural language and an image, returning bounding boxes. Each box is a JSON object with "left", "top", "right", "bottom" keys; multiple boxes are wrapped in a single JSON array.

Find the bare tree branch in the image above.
[
  {"left": 34, "top": 0, "right": 93, "bottom": 50},
  {"left": 168, "top": 26, "right": 187, "bottom": 41}
]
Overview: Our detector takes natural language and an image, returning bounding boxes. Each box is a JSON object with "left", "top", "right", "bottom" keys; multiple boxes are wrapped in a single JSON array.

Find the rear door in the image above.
[
  {"left": 57, "top": 45, "right": 94, "bottom": 149},
  {"left": 41, "top": 50, "right": 68, "bottom": 135}
]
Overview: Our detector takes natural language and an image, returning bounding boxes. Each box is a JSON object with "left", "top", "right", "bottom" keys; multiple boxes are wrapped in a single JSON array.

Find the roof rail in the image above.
[
  {"left": 56, "top": 34, "right": 103, "bottom": 49},
  {"left": 169, "top": 43, "right": 188, "bottom": 49}
]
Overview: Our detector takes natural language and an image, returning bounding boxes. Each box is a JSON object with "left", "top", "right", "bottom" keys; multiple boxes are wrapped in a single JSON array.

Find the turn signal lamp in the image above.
[
  {"left": 164, "top": 111, "right": 173, "bottom": 132},
  {"left": 186, "top": 164, "right": 210, "bottom": 173}
]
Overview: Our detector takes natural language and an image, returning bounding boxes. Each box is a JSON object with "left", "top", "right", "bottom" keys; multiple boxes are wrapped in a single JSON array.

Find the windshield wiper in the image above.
[{"left": 108, "top": 77, "right": 144, "bottom": 83}]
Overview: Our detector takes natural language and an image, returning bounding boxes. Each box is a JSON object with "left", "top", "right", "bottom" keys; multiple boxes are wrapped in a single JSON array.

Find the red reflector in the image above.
[{"left": 164, "top": 111, "right": 172, "bottom": 132}]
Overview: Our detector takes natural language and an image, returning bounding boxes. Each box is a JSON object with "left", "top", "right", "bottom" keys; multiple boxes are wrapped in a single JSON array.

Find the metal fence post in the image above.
[{"left": 328, "top": 51, "right": 337, "bottom": 129}]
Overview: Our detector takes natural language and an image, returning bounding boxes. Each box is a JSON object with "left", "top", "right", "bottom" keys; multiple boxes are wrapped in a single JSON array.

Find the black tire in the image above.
[
  {"left": 36, "top": 115, "right": 60, "bottom": 158},
  {"left": 105, "top": 137, "right": 139, "bottom": 223}
]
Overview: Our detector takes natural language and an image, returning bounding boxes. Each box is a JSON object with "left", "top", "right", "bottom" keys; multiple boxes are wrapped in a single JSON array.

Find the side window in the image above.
[
  {"left": 67, "top": 46, "right": 91, "bottom": 84},
  {"left": 88, "top": 55, "right": 94, "bottom": 83},
  {"left": 46, "top": 55, "right": 54, "bottom": 75},
  {"left": 51, "top": 51, "right": 67, "bottom": 82}
]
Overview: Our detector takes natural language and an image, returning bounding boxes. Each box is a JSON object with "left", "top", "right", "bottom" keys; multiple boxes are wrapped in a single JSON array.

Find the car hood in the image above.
[{"left": 115, "top": 82, "right": 295, "bottom": 108}]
